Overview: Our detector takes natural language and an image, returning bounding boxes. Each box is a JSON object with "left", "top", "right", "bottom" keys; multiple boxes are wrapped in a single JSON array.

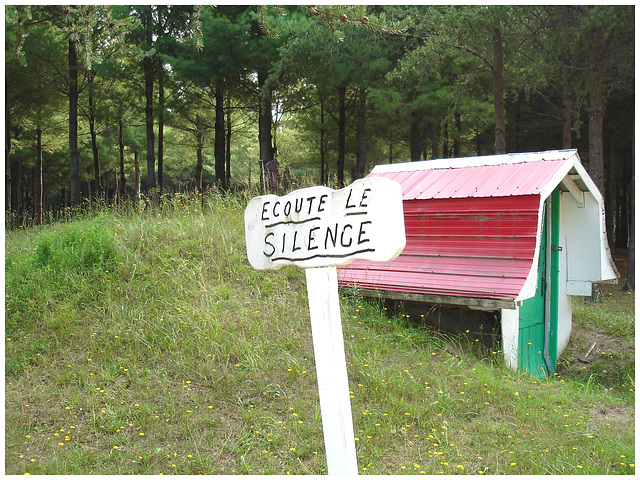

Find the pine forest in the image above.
[{"left": 5, "top": 5, "right": 635, "bottom": 257}]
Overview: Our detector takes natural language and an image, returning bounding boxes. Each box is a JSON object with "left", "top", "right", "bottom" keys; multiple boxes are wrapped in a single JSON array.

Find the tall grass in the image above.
[{"left": 5, "top": 192, "right": 635, "bottom": 475}]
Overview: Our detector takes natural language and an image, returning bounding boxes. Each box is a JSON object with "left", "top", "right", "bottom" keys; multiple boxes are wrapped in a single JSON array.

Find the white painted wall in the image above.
[
  {"left": 556, "top": 197, "right": 572, "bottom": 355},
  {"left": 561, "top": 191, "right": 617, "bottom": 290},
  {"left": 500, "top": 308, "right": 520, "bottom": 370}
]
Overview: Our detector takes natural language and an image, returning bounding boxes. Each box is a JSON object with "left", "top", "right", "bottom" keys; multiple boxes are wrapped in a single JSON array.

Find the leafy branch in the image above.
[{"left": 257, "top": 5, "right": 410, "bottom": 41}]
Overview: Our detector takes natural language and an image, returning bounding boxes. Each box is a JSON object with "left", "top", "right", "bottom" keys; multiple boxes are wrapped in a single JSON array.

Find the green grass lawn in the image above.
[{"left": 5, "top": 193, "right": 635, "bottom": 474}]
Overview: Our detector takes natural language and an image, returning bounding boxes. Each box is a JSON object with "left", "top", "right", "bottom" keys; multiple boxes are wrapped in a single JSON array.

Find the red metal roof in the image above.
[{"left": 367, "top": 158, "right": 571, "bottom": 200}]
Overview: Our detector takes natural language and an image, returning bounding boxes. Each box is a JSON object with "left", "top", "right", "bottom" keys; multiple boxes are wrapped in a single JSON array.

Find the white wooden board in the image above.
[{"left": 244, "top": 177, "right": 405, "bottom": 270}]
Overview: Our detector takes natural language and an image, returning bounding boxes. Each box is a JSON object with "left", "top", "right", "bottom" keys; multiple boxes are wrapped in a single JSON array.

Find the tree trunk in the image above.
[
  {"left": 7, "top": 83, "right": 20, "bottom": 216},
  {"left": 89, "top": 76, "right": 102, "bottom": 200},
  {"left": 453, "top": 112, "right": 461, "bottom": 157},
  {"left": 319, "top": 94, "right": 326, "bottom": 184},
  {"left": 514, "top": 106, "right": 521, "bottom": 152},
  {"left": 409, "top": 110, "right": 421, "bottom": 161},
  {"left": 442, "top": 121, "right": 449, "bottom": 158},
  {"left": 143, "top": 54, "right": 156, "bottom": 193},
  {"left": 587, "top": 27, "right": 605, "bottom": 196},
  {"left": 21, "top": 166, "right": 27, "bottom": 219},
  {"left": 143, "top": 7, "right": 156, "bottom": 195},
  {"left": 257, "top": 69, "right": 273, "bottom": 173},
  {"left": 35, "top": 125, "right": 43, "bottom": 225},
  {"left": 561, "top": 75, "right": 573, "bottom": 148},
  {"left": 158, "top": 63, "right": 164, "bottom": 193},
  {"left": 214, "top": 80, "right": 226, "bottom": 189},
  {"left": 625, "top": 132, "right": 635, "bottom": 291},
  {"left": 355, "top": 86, "right": 367, "bottom": 179},
  {"left": 492, "top": 26, "right": 506, "bottom": 155},
  {"left": 118, "top": 118, "right": 126, "bottom": 200},
  {"left": 42, "top": 180, "right": 47, "bottom": 220},
  {"left": 226, "top": 98, "right": 232, "bottom": 189},
  {"left": 113, "top": 170, "right": 118, "bottom": 202},
  {"left": 561, "top": 56, "right": 573, "bottom": 148},
  {"left": 195, "top": 114, "right": 204, "bottom": 192},
  {"left": 616, "top": 176, "right": 628, "bottom": 249},
  {"left": 8, "top": 158, "right": 18, "bottom": 219},
  {"left": 5, "top": 79, "right": 11, "bottom": 213},
  {"left": 605, "top": 140, "right": 614, "bottom": 248},
  {"left": 134, "top": 150, "right": 141, "bottom": 205},
  {"left": 336, "top": 84, "right": 347, "bottom": 188},
  {"left": 430, "top": 122, "right": 438, "bottom": 160},
  {"left": 69, "top": 39, "right": 80, "bottom": 206},
  {"left": 620, "top": 159, "right": 630, "bottom": 247},
  {"left": 560, "top": 8, "right": 573, "bottom": 149}
]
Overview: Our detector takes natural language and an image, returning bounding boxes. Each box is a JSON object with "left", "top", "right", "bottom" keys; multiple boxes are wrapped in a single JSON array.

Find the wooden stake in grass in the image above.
[{"left": 245, "top": 177, "right": 405, "bottom": 474}]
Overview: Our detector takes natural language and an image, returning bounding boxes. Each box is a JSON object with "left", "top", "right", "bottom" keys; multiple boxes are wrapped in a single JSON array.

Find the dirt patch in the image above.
[
  {"left": 560, "top": 320, "right": 634, "bottom": 381},
  {"left": 589, "top": 404, "right": 635, "bottom": 423},
  {"left": 587, "top": 404, "right": 635, "bottom": 436},
  {"left": 557, "top": 247, "right": 635, "bottom": 387}
]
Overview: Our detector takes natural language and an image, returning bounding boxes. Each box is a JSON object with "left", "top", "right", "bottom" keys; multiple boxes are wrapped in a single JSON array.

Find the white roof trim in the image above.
[
  {"left": 537, "top": 152, "right": 603, "bottom": 201},
  {"left": 372, "top": 149, "right": 580, "bottom": 174}
]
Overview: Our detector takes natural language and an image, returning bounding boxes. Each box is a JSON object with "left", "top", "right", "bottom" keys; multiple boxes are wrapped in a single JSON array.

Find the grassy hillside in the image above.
[{"left": 5, "top": 193, "right": 635, "bottom": 475}]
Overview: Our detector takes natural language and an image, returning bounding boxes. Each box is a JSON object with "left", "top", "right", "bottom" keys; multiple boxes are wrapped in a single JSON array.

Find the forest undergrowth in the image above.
[{"left": 4, "top": 192, "right": 635, "bottom": 475}]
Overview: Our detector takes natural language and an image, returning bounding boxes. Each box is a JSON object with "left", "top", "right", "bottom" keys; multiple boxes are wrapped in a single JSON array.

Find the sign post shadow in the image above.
[{"left": 245, "top": 177, "right": 405, "bottom": 474}]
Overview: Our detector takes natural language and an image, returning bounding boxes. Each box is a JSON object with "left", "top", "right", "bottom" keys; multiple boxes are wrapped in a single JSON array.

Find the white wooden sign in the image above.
[
  {"left": 244, "top": 177, "right": 406, "bottom": 270},
  {"left": 244, "top": 177, "right": 405, "bottom": 475}
]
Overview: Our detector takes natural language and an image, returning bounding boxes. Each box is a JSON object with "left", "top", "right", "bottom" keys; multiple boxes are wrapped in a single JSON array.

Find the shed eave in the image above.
[
  {"left": 537, "top": 152, "right": 601, "bottom": 203},
  {"left": 343, "top": 287, "right": 517, "bottom": 311}
]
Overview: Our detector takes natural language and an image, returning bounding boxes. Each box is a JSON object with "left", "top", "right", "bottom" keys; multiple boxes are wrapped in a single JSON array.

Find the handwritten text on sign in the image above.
[{"left": 244, "top": 177, "right": 405, "bottom": 270}]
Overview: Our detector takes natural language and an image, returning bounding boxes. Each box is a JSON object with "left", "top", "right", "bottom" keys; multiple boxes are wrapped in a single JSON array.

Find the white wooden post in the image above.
[
  {"left": 244, "top": 177, "right": 405, "bottom": 475},
  {"left": 305, "top": 266, "right": 358, "bottom": 475}
]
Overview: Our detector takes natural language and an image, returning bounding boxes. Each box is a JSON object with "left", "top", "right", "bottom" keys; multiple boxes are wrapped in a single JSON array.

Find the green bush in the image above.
[{"left": 33, "top": 215, "right": 118, "bottom": 272}]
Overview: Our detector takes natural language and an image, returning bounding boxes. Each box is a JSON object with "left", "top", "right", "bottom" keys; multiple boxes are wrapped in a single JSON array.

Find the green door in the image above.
[
  {"left": 518, "top": 191, "right": 559, "bottom": 379},
  {"left": 518, "top": 214, "right": 548, "bottom": 378}
]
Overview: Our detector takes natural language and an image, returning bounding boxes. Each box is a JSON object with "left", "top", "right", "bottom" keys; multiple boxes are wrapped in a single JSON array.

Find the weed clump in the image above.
[{"left": 33, "top": 215, "right": 118, "bottom": 273}]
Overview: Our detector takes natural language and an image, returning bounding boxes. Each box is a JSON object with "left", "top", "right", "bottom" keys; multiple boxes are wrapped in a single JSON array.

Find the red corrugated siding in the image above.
[{"left": 338, "top": 195, "right": 540, "bottom": 300}]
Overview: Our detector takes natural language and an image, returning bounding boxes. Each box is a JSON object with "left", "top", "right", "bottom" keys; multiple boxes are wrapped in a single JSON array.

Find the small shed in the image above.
[{"left": 338, "top": 149, "right": 618, "bottom": 378}]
